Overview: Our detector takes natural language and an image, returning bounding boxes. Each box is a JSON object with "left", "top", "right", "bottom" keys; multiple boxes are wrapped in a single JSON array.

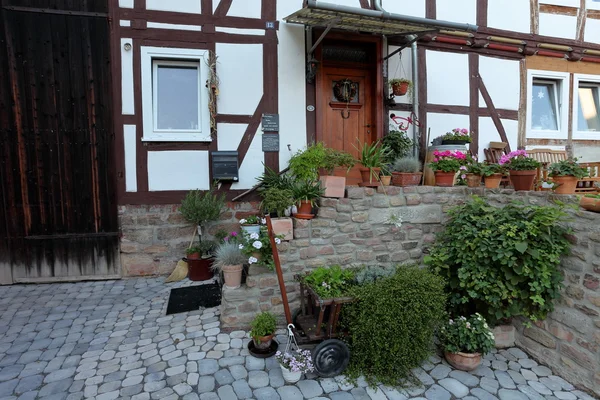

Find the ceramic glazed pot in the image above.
[
  {"left": 434, "top": 171, "right": 456, "bottom": 187},
  {"left": 391, "top": 172, "right": 422, "bottom": 186},
  {"left": 552, "top": 175, "right": 579, "bottom": 194},
  {"left": 466, "top": 174, "right": 482, "bottom": 188},
  {"left": 222, "top": 264, "right": 243, "bottom": 289},
  {"left": 444, "top": 351, "right": 482, "bottom": 371},
  {"left": 509, "top": 170, "right": 536, "bottom": 191},
  {"left": 281, "top": 365, "right": 302, "bottom": 383},
  {"left": 253, "top": 334, "right": 274, "bottom": 350},
  {"left": 484, "top": 174, "right": 502, "bottom": 189},
  {"left": 241, "top": 224, "right": 260, "bottom": 235},
  {"left": 580, "top": 196, "right": 600, "bottom": 212}
]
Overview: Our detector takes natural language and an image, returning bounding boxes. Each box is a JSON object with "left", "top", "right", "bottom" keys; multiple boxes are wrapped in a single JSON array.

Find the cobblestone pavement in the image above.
[{"left": 0, "top": 277, "right": 596, "bottom": 400}]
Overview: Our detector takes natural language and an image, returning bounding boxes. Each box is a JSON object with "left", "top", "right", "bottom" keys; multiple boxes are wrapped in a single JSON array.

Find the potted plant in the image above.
[
  {"left": 260, "top": 187, "right": 295, "bottom": 240},
  {"left": 391, "top": 157, "right": 422, "bottom": 186},
  {"left": 481, "top": 163, "right": 505, "bottom": 189},
  {"left": 292, "top": 179, "right": 325, "bottom": 220},
  {"left": 382, "top": 131, "right": 413, "bottom": 163},
  {"left": 441, "top": 128, "right": 472, "bottom": 145},
  {"left": 185, "top": 240, "right": 216, "bottom": 281},
  {"left": 389, "top": 78, "right": 412, "bottom": 97},
  {"left": 580, "top": 194, "right": 600, "bottom": 212},
  {"left": 212, "top": 242, "right": 246, "bottom": 289},
  {"left": 320, "top": 147, "right": 356, "bottom": 198},
  {"left": 275, "top": 349, "right": 315, "bottom": 383},
  {"left": 465, "top": 158, "right": 484, "bottom": 188},
  {"left": 239, "top": 215, "right": 262, "bottom": 235},
  {"left": 356, "top": 141, "right": 391, "bottom": 187},
  {"left": 548, "top": 158, "right": 588, "bottom": 194},
  {"left": 239, "top": 227, "right": 282, "bottom": 270},
  {"left": 428, "top": 150, "right": 466, "bottom": 187},
  {"left": 180, "top": 187, "right": 226, "bottom": 281},
  {"left": 499, "top": 150, "right": 541, "bottom": 191},
  {"left": 439, "top": 314, "right": 495, "bottom": 371},
  {"left": 249, "top": 311, "right": 277, "bottom": 351}
]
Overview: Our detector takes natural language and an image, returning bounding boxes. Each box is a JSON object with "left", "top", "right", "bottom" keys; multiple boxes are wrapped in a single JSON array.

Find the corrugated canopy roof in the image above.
[{"left": 285, "top": 1, "right": 477, "bottom": 37}]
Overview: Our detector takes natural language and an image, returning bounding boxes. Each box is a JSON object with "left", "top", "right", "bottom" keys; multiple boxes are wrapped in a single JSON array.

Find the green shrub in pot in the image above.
[
  {"left": 260, "top": 187, "right": 295, "bottom": 217},
  {"left": 250, "top": 311, "right": 277, "bottom": 350}
]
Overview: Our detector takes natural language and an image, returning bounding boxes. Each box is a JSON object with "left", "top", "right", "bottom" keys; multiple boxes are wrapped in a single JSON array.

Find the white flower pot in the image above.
[
  {"left": 280, "top": 365, "right": 302, "bottom": 383},
  {"left": 241, "top": 224, "right": 260, "bottom": 235}
]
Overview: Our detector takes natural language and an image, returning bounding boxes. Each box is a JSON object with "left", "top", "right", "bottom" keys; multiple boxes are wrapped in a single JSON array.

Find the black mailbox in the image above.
[{"left": 211, "top": 151, "right": 239, "bottom": 181}]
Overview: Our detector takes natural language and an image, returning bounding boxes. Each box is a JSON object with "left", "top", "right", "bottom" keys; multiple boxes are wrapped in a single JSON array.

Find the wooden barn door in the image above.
[{"left": 0, "top": 2, "right": 119, "bottom": 283}]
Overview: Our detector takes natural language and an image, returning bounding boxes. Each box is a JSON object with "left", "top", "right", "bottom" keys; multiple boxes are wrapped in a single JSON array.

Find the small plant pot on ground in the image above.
[
  {"left": 465, "top": 174, "right": 482, "bottom": 188},
  {"left": 444, "top": 351, "right": 482, "bottom": 371},
  {"left": 222, "top": 264, "right": 243, "bottom": 289},
  {"left": 580, "top": 195, "right": 600, "bottom": 212},
  {"left": 552, "top": 175, "right": 579, "bottom": 194},
  {"left": 187, "top": 258, "right": 214, "bottom": 281},
  {"left": 484, "top": 174, "right": 502, "bottom": 189},
  {"left": 253, "top": 334, "right": 274, "bottom": 350},
  {"left": 509, "top": 170, "right": 536, "bottom": 191},
  {"left": 434, "top": 171, "right": 456, "bottom": 187},
  {"left": 392, "top": 172, "right": 422, "bottom": 186}
]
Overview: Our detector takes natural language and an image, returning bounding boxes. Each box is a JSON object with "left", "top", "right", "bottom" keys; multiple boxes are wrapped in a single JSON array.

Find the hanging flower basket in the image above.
[{"left": 391, "top": 81, "right": 410, "bottom": 96}]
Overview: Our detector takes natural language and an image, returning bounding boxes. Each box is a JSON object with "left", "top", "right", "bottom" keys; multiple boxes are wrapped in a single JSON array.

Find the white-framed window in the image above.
[
  {"left": 573, "top": 73, "right": 600, "bottom": 139},
  {"left": 141, "top": 47, "right": 210, "bottom": 142},
  {"left": 526, "top": 70, "right": 570, "bottom": 139},
  {"left": 587, "top": 0, "right": 600, "bottom": 11}
]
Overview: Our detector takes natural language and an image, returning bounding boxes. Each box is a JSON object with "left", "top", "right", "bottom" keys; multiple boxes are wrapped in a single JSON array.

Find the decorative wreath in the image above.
[{"left": 333, "top": 79, "right": 357, "bottom": 102}]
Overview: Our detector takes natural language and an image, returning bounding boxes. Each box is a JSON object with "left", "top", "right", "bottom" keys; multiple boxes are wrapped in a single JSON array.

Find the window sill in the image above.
[{"left": 572, "top": 132, "right": 600, "bottom": 140}]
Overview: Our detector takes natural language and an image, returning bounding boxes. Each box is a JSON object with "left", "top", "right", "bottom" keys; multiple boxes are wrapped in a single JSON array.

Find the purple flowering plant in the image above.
[{"left": 275, "top": 349, "right": 315, "bottom": 373}]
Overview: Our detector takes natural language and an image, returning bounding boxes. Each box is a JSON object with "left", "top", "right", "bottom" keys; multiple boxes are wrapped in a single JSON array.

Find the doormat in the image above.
[{"left": 166, "top": 283, "right": 221, "bottom": 315}]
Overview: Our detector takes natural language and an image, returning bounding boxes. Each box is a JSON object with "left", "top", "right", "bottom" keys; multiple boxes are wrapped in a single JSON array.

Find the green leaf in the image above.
[{"left": 515, "top": 242, "right": 528, "bottom": 254}]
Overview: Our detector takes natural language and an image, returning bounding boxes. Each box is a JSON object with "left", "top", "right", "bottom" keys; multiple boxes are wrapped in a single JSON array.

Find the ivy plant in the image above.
[{"left": 425, "top": 196, "right": 571, "bottom": 326}]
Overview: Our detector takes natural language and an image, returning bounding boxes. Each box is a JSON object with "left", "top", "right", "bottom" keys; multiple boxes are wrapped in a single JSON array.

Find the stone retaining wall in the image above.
[{"left": 119, "top": 187, "right": 600, "bottom": 396}]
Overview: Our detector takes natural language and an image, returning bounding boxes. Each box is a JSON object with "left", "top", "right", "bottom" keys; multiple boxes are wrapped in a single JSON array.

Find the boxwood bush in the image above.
[
  {"left": 341, "top": 266, "right": 446, "bottom": 387},
  {"left": 425, "top": 196, "right": 571, "bottom": 326}
]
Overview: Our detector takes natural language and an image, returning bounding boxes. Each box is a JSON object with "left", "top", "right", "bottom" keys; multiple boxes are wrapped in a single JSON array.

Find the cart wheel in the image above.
[{"left": 312, "top": 339, "right": 350, "bottom": 378}]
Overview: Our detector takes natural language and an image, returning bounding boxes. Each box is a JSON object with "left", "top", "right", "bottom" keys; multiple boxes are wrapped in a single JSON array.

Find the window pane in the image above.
[
  {"left": 578, "top": 86, "right": 600, "bottom": 132},
  {"left": 156, "top": 65, "right": 199, "bottom": 130},
  {"left": 531, "top": 82, "right": 558, "bottom": 130}
]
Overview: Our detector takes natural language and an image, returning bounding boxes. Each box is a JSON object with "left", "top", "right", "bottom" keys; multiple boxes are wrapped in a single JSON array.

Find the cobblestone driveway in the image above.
[{"left": 0, "top": 277, "right": 595, "bottom": 400}]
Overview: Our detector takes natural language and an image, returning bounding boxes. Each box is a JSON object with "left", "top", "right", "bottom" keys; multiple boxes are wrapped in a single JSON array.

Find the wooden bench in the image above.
[
  {"left": 528, "top": 149, "right": 567, "bottom": 191},
  {"left": 576, "top": 162, "right": 600, "bottom": 193}
]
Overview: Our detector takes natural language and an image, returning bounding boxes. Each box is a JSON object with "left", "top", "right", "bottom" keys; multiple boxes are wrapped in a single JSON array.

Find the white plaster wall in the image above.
[
  {"left": 310, "top": 0, "right": 363, "bottom": 7},
  {"left": 148, "top": 151, "right": 210, "bottom": 191},
  {"left": 146, "top": 0, "right": 201, "bottom": 14},
  {"left": 119, "top": 0, "right": 133, "bottom": 8},
  {"left": 277, "top": 0, "right": 308, "bottom": 169},
  {"left": 216, "top": 44, "right": 263, "bottom": 115},
  {"left": 215, "top": 27, "right": 265, "bottom": 36},
  {"left": 216, "top": 123, "right": 246, "bottom": 151},
  {"left": 228, "top": 0, "right": 262, "bottom": 19},
  {"left": 540, "top": 0, "right": 579, "bottom": 7},
  {"left": 427, "top": 51, "right": 470, "bottom": 106},
  {"left": 539, "top": 13, "right": 577, "bottom": 39},
  {"left": 479, "top": 117, "right": 518, "bottom": 161},
  {"left": 121, "top": 38, "right": 135, "bottom": 115},
  {"left": 124, "top": 125, "right": 137, "bottom": 192},
  {"left": 584, "top": 18, "right": 600, "bottom": 44},
  {"left": 382, "top": 0, "right": 426, "bottom": 18},
  {"left": 487, "top": 0, "right": 530, "bottom": 33},
  {"left": 588, "top": 0, "right": 600, "bottom": 10},
  {"left": 388, "top": 47, "right": 413, "bottom": 105},
  {"left": 478, "top": 56, "right": 520, "bottom": 110},
  {"left": 572, "top": 143, "right": 600, "bottom": 162},
  {"left": 426, "top": 113, "right": 470, "bottom": 147},
  {"left": 231, "top": 127, "right": 265, "bottom": 189},
  {"left": 436, "top": 0, "right": 477, "bottom": 25},
  {"left": 146, "top": 22, "right": 202, "bottom": 31}
]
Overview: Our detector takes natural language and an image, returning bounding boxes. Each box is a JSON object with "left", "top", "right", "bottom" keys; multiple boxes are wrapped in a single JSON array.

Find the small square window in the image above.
[
  {"left": 531, "top": 79, "right": 560, "bottom": 131},
  {"left": 577, "top": 83, "right": 600, "bottom": 132},
  {"left": 153, "top": 61, "right": 200, "bottom": 132}
]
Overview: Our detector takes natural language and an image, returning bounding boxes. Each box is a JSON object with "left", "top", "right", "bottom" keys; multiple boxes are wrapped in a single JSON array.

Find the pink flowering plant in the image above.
[
  {"left": 429, "top": 150, "right": 467, "bottom": 173},
  {"left": 275, "top": 349, "right": 315, "bottom": 373},
  {"left": 438, "top": 313, "right": 495, "bottom": 355},
  {"left": 443, "top": 128, "right": 472, "bottom": 143},
  {"left": 499, "top": 150, "right": 541, "bottom": 171}
]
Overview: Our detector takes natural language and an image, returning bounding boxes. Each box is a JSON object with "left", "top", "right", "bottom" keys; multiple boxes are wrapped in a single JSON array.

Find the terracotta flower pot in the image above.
[
  {"left": 551, "top": 175, "right": 579, "bottom": 194},
  {"left": 580, "top": 196, "right": 600, "bottom": 212},
  {"left": 253, "top": 334, "right": 274, "bottom": 350},
  {"left": 392, "top": 172, "right": 422, "bottom": 186},
  {"left": 444, "top": 351, "right": 482, "bottom": 371},
  {"left": 222, "top": 264, "right": 243, "bottom": 289},
  {"left": 187, "top": 258, "right": 214, "bottom": 281},
  {"left": 392, "top": 81, "right": 409, "bottom": 96},
  {"left": 434, "top": 171, "right": 456, "bottom": 187},
  {"left": 294, "top": 200, "right": 314, "bottom": 220},
  {"left": 509, "top": 170, "right": 536, "bottom": 191},
  {"left": 359, "top": 167, "right": 381, "bottom": 185},
  {"left": 484, "top": 173, "right": 502, "bottom": 189},
  {"left": 380, "top": 175, "right": 392, "bottom": 186},
  {"left": 466, "top": 174, "right": 482, "bottom": 188}
]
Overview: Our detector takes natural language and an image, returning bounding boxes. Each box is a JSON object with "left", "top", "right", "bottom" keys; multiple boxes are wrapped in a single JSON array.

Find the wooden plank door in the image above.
[
  {"left": 318, "top": 66, "right": 375, "bottom": 185},
  {"left": 0, "top": 5, "right": 119, "bottom": 284}
]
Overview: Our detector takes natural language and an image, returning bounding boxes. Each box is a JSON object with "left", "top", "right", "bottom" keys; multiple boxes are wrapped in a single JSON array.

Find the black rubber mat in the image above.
[{"left": 166, "top": 283, "right": 221, "bottom": 315}]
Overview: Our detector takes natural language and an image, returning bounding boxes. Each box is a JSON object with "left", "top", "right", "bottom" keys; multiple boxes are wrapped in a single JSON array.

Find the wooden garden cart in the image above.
[{"left": 265, "top": 216, "right": 352, "bottom": 377}]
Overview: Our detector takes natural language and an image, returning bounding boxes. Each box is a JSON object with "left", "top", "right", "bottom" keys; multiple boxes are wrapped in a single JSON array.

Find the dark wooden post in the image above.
[{"left": 265, "top": 215, "right": 292, "bottom": 324}]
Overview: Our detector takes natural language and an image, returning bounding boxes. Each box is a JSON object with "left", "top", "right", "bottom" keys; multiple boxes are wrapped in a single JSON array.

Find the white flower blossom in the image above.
[
  {"left": 275, "top": 238, "right": 281, "bottom": 244},
  {"left": 238, "top": 244, "right": 244, "bottom": 249},
  {"left": 252, "top": 241, "right": 263, "bottom": 249},
  {"left": 448, "top": 319, "right": 454, "bottom": 325},
  {"left": 248, "top": 256, "right": 258, "bottom": 264},
  {"left": 239, "top": 219, "right": 247, "bottom": 225},
  {"left": 466, "top": 322, "right": 471, "bottom": 329},
  {"left": 261, "top": 218, "right": 267, "bottom": 225},
  {"left": 249, "top": 232, "right": 259, "bottom": 240}
]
